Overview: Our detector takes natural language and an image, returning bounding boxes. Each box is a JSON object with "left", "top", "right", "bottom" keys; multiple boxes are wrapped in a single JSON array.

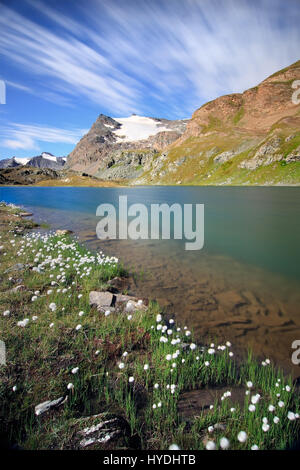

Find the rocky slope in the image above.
[
  {"left": 67, "top": 114, "right": 188, "bottom": 179},
  {"left": 135, "top": 60, "right": 300, "bottom": 185},
  {"left": 0, "top": 166, "right": 63, "bottom": 185}
]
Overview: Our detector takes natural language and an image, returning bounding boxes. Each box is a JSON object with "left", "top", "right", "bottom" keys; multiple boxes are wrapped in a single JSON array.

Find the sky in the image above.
[{"left": 0, "top": 0, "right": 299, "bottom": 159}]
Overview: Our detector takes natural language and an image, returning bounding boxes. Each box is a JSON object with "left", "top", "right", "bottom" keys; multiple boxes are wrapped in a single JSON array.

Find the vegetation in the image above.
[{"left": 0, "top": 202, "right": 299, "bottom": 450}]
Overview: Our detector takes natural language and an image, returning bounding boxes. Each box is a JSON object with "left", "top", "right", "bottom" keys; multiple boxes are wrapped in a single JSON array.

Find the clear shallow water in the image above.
[{"left": 1, "top": 186, "right": 300, "bottom": 375}]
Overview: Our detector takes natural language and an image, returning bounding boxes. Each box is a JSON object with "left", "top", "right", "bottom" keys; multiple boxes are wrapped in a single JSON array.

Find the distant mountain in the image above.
[
  {"left": 0, "top": 157, "right": 27, "bottom": 169},
  {"left": 67, "top": 114, "right": 188, "bottom": 179},
  {"left": 0, "top": 152, "right": 66, "bottom": 170},
  {"left": 27, "top": 152, "right": 66, "bottom": 169}
]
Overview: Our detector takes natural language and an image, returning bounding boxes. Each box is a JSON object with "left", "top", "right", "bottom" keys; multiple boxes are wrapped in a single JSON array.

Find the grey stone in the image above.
[
  {"left": 77, "top": 413, "right": 130, "bottom": 449},
  {"left": 89, "top": 291, "right": 114, "bottom": 310},
  {"left": 35, "top": 396, "right": 66, "bottom": 416},
  {"left": 5, "top": 263, "right": 25, "bottom": 273}
]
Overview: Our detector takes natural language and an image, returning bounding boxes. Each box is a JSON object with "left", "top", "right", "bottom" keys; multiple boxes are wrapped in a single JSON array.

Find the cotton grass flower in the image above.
[
  {"left": 220, "top": 437, "right": 230, "bottom": 450},
  {"left": 3, "top": 310, "right": 10, "bottom": 317},
  {"left": 237, "top": 431, "right": 247, "bottom": 443},
  {"left": 249, "top": 404, "right": 256, "bottom": 412},
  {"left": 144, "top": 364, "right": 149, "bottom": 371},
  {"left": 262, "top": 423, "right": 270, "bottom": 432},
  {"left": 17, "top": 319, "right": 29, "bottom": 327},
  {"left": 274, "top": 416, "right": 280, "bottom": 424},
  {"left": 71, "top": 367, "right": 79, "bottom": 374},
  {"left": 287, "top": 411, "right": 296, "bottom": 421},
  {"left": 67, "top": 383, "right": 74, "bottom": 390},
  {"left": 49, "top": 302, "right": 56, "bottom": 312},
  {"left": 251, "top": 445, "right": 259, "bottom": 450},
  {"left": 75, "top": 324, "right": 82, "bottom": 331},
  {"left": 206, "top": 441, "right": 216, "bottom": 450},
  {"left": 128, "top": 376, "right": 134, "bottom": 383},
  {"left": 169, "top": 444, "right": 180, "bottom": 450},
  {"left": 118, "top": 362, "right": 125, "bottom": 369},
  {"left": 251, "top": 394, "right": 260, "bottom": 404}
]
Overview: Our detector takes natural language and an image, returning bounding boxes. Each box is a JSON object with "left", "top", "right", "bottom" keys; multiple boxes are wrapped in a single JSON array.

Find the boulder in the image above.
[
  {"left": 115, "top": 294, "right": 147, "bottom": 311},
  {"left": 89, "top": 291, "right": 114, "bottom": 310}
]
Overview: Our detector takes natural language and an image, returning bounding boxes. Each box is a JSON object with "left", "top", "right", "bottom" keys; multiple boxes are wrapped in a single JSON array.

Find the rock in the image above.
[
  {"left": 107, "top": 276, "right": 131, "bottom": 294},
  {"left": 5, "top": 263, "right": 25, "bottom": 273},
  {"left": 89, "top": 291, "right": 114, "bottom": 310},
  {"left": 55, "top": 229, "right": 73, "bottom": 236},
  {"left": 115, "top": 294, "right": 147, "bottom": 311},
  {"left": 9, "top": 285, "right": 26, "bottom": 293},
  {"left": 214, "top": 150, "right": 235, "bottom": 164},
  {"left": 76, "top": 413, "right": 130, "bottom": 449},
  {"left": 178, "top": 386, "right": 246, "bottom": 421},
  {"left": 35, "top": 396, "right": 66, "bottom": 416},
  {"left": 19, "top": 211, "right": 33, "bottom": 217}
]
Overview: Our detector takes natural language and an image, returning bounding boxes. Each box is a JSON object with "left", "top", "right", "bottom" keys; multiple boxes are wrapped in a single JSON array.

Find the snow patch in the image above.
[
  {"left": 14, "top": 157, "right": 30, "bottom": 165},
  {"left": 113, "top": 115, "right": 169, "bottom": 142},
  {"left": 41, "top": 153, "right": 57, "bottom": 162}
]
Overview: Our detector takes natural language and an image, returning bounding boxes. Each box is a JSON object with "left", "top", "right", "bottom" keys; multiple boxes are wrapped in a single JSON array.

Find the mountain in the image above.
[
  {"left": 67, "top": 114, "right": 188, "bottom": 179},
  {"left": 0, "top": 153, "right": 66, "bottom": 170},
  {"left": 27, "top": 152, "right": 66, "bottom": 169},
  {"left": 0, "top": 157, "right": 29, "bottom": 169},
  {"left": 135, "top": 60, "right": 300, "bottom": 185}
]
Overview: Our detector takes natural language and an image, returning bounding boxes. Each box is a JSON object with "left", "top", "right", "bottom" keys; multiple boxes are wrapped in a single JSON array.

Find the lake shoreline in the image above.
[{"left": 0, "top": 201, "right": 299, "bottom": 450}]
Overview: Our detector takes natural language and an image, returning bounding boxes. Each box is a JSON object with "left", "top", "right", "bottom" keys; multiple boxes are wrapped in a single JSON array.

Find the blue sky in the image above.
[{"left": 0, "top": 0, "right": 299, "bottom": 159}]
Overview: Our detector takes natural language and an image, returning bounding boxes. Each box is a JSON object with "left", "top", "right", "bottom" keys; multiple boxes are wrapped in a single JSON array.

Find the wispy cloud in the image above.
[
  {"left": 0, "top": 123, "right": 87, "bottom": 152},
  {"left": 0, "top": 0, "right": 299, "bottom": 118}
]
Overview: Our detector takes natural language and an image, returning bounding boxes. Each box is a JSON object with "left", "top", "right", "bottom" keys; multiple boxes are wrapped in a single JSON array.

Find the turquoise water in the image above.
[
  {"left": 1, "top": 186, "right": 300, "bottom": 372},
  {"left": 1, "top": 186, "right": 300, "bottom": 279}
]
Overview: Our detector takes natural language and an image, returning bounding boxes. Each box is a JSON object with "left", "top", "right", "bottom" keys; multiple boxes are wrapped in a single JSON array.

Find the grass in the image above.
[{"left": 0, "top": 202, "right": 299, "bottom": 450}]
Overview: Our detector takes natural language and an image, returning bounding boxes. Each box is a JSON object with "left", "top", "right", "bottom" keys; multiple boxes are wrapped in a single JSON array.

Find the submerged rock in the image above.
[
  {"left": 107, "top": 276, "right": 131, "bottom": 294},
  {"left": 55, "top": 229, "right": 73, "bottom": 236}
]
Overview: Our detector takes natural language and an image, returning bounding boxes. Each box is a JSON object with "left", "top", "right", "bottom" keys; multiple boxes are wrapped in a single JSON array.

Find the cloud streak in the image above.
[
  {"left": 0, "top": 123, "right": 87, "bottom": 152},
  {"left": 0, "top": 0, "right": 299, "bottom": 119}
]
